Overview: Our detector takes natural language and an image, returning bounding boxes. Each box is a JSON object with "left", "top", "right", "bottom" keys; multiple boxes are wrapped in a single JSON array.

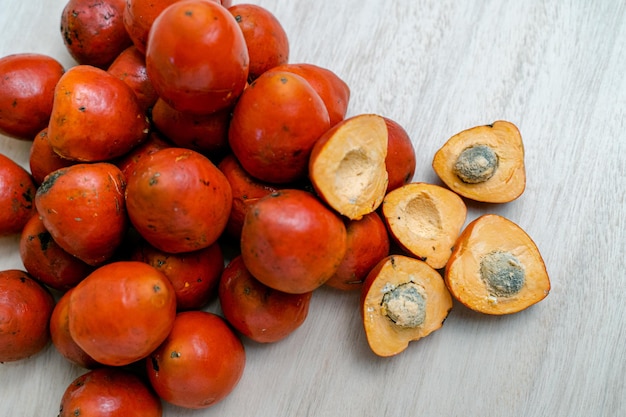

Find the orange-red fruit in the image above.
[
  {"left": 107, "top": 45, "right": 159, "bottom": 112},
  {"left": 29, "top": 128, "right": 77, "bottom": 185},
  {"left": 114, "top": 131, "right": 171, "bottom": 181},
  {"left": 50, "top": 288, "right": 100, "bottom": 369},
  {"left": 19, "top": 214, "right": 94, "bottom": 291},
  {"left": 228, "top": 70, "right": 330, "bottom": 183},
  {"left": 325, "top": 212, "right": 390, "bottom": 291},
  {"left": 0, "top": 53, "right": 65, "bottom": 140},
  {"left": 130, "top": 239, "right": 224, "bottom": 311},
  {"left": 272, "top": 63, "right": 350, "bottom": 127},
  {"left": 0, "top": 269, "right": 55, "bottom": 362},
  {"left": 151, "top": 98, "right": 231, "bottom": 156},
  {"left": 384, "top": 117, "right": 416, "bottom": 191},
  {"left": 241, "top": 189, "right": 347, "bottom": 294},
  {"left": 146, "top": 0, "right": 249, "bottom": 114},
  {"left": 219, "top": 255, "right": 312, "bottom": 343},
  {"left": 228, "top": 3, "right": 289, "bottom": 81},
  {"left": 35, "top": 163, "right": 128, "bottom": 266},
  {"left": 60, "top": 0, "right": 132, "bottom": 69},
  {"left": 47, "top": 65, "right": 149, "bottom": 162},
  {"left": 0, "top": 153, "right": 37, "bottom": 236},
  {"left": 146, "top": 310, "right": 245, "bottom": 409},
  {"left": 123, "top": 0, "right": 181, "bottom": 55},
  {"left": 125, "top": 147, "right": 232, "bottom": 253},
  {"left": 68, "top": 261, "right": 177, "bottom": 366},
  {"left": 217, "top": 153, "right": 279, "bottom": 241},
  {"left": 59, "top": 367, "right": 163, "bottom": 417}
]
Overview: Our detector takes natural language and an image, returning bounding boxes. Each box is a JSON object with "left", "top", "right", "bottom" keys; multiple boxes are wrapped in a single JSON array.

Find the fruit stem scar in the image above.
[
  {"left": 453, "top": 144, "right": 499, "bottom": 184},
  {"left": 381, "top": 282, "right": 426, "bottom": 328},
  {"left": 480, "top": 250, "right": 525, "bottom": 297}
]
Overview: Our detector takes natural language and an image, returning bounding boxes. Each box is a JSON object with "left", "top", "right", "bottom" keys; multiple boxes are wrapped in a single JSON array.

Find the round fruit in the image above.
[
  {"left": 146, "top": 310, "right": 245, "bottom": 409},
  {"left": 0, "top": 269, "right": 55, "bottom": 362},
  {"left": 0, "top": 153, "right": 37, "bottom": 236},
  {"left": 240, "top": 189, "right": 347, "bottom": 294},
  {"left": 68, "top": 261, "right": 177, "bottom": 366}
]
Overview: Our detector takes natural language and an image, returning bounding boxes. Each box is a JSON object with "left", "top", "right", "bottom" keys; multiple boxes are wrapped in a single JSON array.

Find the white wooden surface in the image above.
[{"left": 1, "top": 1, "right": 625, "bottom": 416}]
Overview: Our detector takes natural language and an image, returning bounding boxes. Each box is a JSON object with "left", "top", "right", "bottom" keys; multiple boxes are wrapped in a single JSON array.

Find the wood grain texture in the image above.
[{"left": 1, "top": 0, "right": 624, "bottom": 416}]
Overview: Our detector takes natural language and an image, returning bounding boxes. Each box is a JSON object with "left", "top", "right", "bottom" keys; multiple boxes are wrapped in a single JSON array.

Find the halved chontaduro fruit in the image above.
[
  {"left": 444, "top": 214, "right": 550, "bottom": 315},
  {"left": 381, "top": 182, "right": 467, "bottom": 270},
  {"left": 309, "top": 113, "right": 389, "bottom": 220},
  {"left": 432, "top": 120, "right": 525, "bottom": 203},
  {"left": 361, "top": 255, "right": 453, "bottom": 357}
]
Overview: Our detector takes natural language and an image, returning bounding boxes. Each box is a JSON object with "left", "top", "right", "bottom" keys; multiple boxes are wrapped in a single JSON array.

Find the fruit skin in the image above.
[
  {"left": 219, "top": 255, "right": 312, "bottom": 343},
  {"left": 146, "top": 310, "right": 245, "bottom": 409},
  {"left": 68, "top": 261, "right": 177, "bottom": 366},
  {"left": 271, "top": 63, "right": 350, "bottom": 127},
  {"left": 146, "top": 0, "right": 249, "bottom": 114},
  {"left": 150, "top": 97, "right": 231, "bottom": 157},
  {"left": 0, "top": 269, "right": 55, "bottom": 363},
  {"left": 240, "top": 189, "right": 347, "bottom": 294},
  {"left": 114, "top": 131, "right": 171, "bottom": 181},
  {"left": 107, "top": 45, "right": 159, "bottom": 113},
  {"left": 228, "top": 70, "right": 330, "bottom": 183},
  {"left": 325, "top": 212, "right": 390, "bottom": 291},
  {"left": 130, "top": 239, "right": 224, "bottom": 311},
  {"left": 47, "top": 65, "right": 150, "bottom": 162},
  {"left": 19, "top": 213, "right": 94, "bottom": 291},
  {"left": 35, "top": 162, "right": 128, "bottom": 266},
  {"left": 125, "top": 147, "right": 232, "bottom": 254},
  {"left": 123, "top": 0, "right": 181, "bottom": 55},
  {"left": 58, "top": 367, "right": 163, "bottom": 417},
  {"left": 49, "top": 288, "right": 100, "bottom": 369},
  {"left": 217, "top": 153, "right": 279, "bottom": 241},
  {"left": 28, "top": 128, "right": 77, "bottom": 186},
  {"left": 228, "top": 3, "right": 289, "bottom": 81},
  {"left": 0, "top": 153, "right": 37, "bottom": 236},
  {"left": 0, "top": 53, "right": 65, "bottom": 140},
  {"left": 384, "top": 117, "right": 416, "bottom": 191},
  {"left": 60, "top": 0, "right": 133, "bottom": 69}
]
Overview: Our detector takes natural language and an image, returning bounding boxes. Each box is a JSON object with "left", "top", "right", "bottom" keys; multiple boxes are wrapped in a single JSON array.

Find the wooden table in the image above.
[{"left": 1, "top": 1, "right": 624, "bottom": 416}]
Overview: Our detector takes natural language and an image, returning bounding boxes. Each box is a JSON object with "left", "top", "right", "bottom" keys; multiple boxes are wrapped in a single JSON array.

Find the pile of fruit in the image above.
[{"left": 0, "top": 0, "right": 550, "bottom": 414}]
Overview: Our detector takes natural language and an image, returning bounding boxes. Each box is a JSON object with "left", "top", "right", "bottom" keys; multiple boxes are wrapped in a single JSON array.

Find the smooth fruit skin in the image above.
[
  {"left": 130, "top": 239, "right": 224, "bottom": 311},
  {"left": 0, "top": 153, "right": 37, "bottom": 236},
  {"left": 47, "top": 65, "right": 149, "bottom": 162},
  {"left": 228, "top": 70, "right": 330, "bottom": 183},
  {"left": 107, "top": 45, "right": 159, "bottom": 113},
  {"left": 240, "top": 189, "right": 347, "bottom": 294},
  {"left": 49, "top": 288, "right": 100, "bottom": 369},
  {"left": 68, "top": 261, "right": 177, "bottom": 366},
  {"left": 35, "top": 163, "right": 128, "bottom": 266},
  {"left": 0, "top": 270, "right": 55, "bottom": 362},
  {"left": 146, "top": 310, "right": 245, "bottom": 409},
  {"left": 325, "top": 212, "right": 390, "bottom": 291},
  {"left": 219, "top": 255, "right": 312, "bottom": 343},
  {"left": 0, "top": 53, "right": 64, "bottom": 140},
  {"left": 114, "top": 131, "right": 171, "bottom": 181},
  {"left": 146, "top": 0, "right": 249, "bottom": 114},
  {"left": 125, "top": 147, "right": 232, "bottom": 253},
  {"left": 19, "top": 214, "right": 94, "bottom": 291},
  {"left": 59, "top": 367, "right": 163, "bottom": 417},
  {"left": 384, "top": 117, "right": 416, "bottom": 191},
  {"left": 228, "top": 3, "right": 289, "bottom": 81},
  {"left": 28, "top": 128, "right": 77, "bottom": 185},
  {"left": 61, "top": 0, "right": 132, "bottom": 69}
]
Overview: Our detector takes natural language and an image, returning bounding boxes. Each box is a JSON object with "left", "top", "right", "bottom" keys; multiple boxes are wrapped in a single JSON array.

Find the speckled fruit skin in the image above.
[
  {"left": 228, "top": 70, "right": 330, "bottom": 183},
  {"left": 0, "top": 153, "right": 37, "bottom": 236},
  {"left": 240, "top": 189, "right": 347, "bottom": 294},
  {"left": 0, "top": 53, "right": 64, "bottom": 140},
  {"left": 125, "top": 147, "right": 232, "bottom": 254},
  {"left": 58, "top": 367, "right": 163, "bottom": 417},
  {"left": 146, "top": 310, "right": 245, "bottom": 409},
  {"left": 0, "top": 269, "right": 55, "bottom": 363},
  {"left": 145, "top": 0, "right": 249, "bottom": 114},
  {"left": 107, "top": 45, "right": 159, "bottom": 113},
  {"left": 35, "top": 162, "right": 128, "bottom": 266},
  {"left": 219, "top": 255, "right": 312, "bottom": 343}
]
